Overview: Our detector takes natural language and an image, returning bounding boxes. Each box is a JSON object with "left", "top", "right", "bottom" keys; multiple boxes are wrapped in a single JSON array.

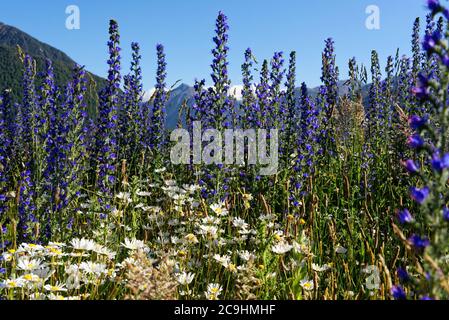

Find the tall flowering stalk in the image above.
[
  {"left": 198, "top": 12, "right": 233, "bottom": 201},
  {"left": 95, "top": 20, "right": 121, "bottom": 213},
  {"left": 254, "top": 60, "right": 270, "bottom": 128},
  {"left": 241, "top": 48, "right": 255, "bottom": 128},
  {"left": 16, "top": 52, "right": 38, "bottom": 163},
  {"left": 321, "top": 38, "right": 339, "bottom": 115},
  {"left": 0, "top": 91, "right": 12, "bottom": 229},
  {"left": 290, "top": 83, "right": 319, "bottom": 212},
  {"left": 63, "top": 64, "right": 88, "bottom": 234},
  {"left": 392, "top": 0, "right": 449, "bottom": 300},
  {"left": 14, "top": 51, "right": 39, "bottom": 242},
  {"left": 412, "top": 17, "right": 422, "bottom": 85},
  {"left": 121, "top": 42, "right": 143, "bottom": 164},
  {"left": 268, "top": 51, "right": 285, "bottom": 129},
  {"left": 368, "top": 50, "right": 383, "bottom": 134},
  {"left": 210, "top": 11, "right": 231, "bottom": 130},
  {"left": 40, "top": 59, "right": 61, "bottom": 239},
  {"left": 149, "top": 44, "right": 168, "bottom": 151},
  {"left": 284, "top": 51, "right": 297, "bottom": 161},
  {"left": 319, "top": 39, "right": 338, "bottom": 156}
]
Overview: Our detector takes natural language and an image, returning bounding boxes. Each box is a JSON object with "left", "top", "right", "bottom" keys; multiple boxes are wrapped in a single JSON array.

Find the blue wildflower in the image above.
[
  {"left": 410, "top": 186, "right": 430, "bottom": 204},
  {"left": 397, "top": 209, "right": 414, "bottom": 224},
  {"left": 391, "top": 285, "right": 407, "bottom": 300},
  {"left": 408, "top": 234, "right": 430, "bottom": 249}
]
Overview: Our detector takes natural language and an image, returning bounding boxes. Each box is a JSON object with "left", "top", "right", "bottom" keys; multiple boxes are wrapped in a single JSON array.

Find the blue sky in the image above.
[{"left": 1, "top": 0, "right": 428, "bottom": 90}]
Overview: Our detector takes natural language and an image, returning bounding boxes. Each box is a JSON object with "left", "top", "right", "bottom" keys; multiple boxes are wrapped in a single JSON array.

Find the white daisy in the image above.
[
  {"left": 271, "top": 241, "right": 293, "bottom": 254},
  {"left": 44, "top": 282, "right": 68, "bottom": 292},
  {"left": 176, "top": 272, "right": 195, "bottom": 285},
  {"left": 210, "top": 202, "right": 229, "bottom": 216},
  {"left": 116, "top": 192, "right": 132, "bottom": 204},
  {"left": 312, "top": 263, "right": 331, "bottom": 272},
  {"left": 80, "top": 261, "right": 107, "bottom": 275},
  {"left": 70, "top": 238, "right": 97, "bottom": 251},
  {"left": 239, "top": 250, "right": 256, "bottom": 262},
  {"left": 17, "top": 257, "right": 44, "bottom": 271},
  {"left": 213, "top": 254, "right": 231, "bottom": 268},
  {"left": 121, "top": 238, "right": 146, "bottom": 251},
  {"left": 198, "top": 225, "right": 219, "bottom": 240},
  {"left": 300, "top": 279, "right": 314, "bottom": 291},
  {"left": 1, "top": 278, "right": 25, "bottom": 289},
  {"left": 136, "top": 190, "right": 152, "bottom": 197},
  {"left": 232, "top": 217, "right": 249, "bottom": 229},
  {"left": 205, "top": 283, "right": 223, "bottom": 300},
  {"left": 184, "top": 233, "right": 199, "bottom": 244},
  {"left": 335, "top": 245, "right": 348, "bottom": 254}
]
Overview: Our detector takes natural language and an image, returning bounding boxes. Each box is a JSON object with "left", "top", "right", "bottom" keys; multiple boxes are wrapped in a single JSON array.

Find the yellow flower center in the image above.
[
  {"left": 24, "top": 274, "right": 33, "bottom": 281},
  {"left": 304, "top": 282, "right": 313, "bottom": 290},
  {"left": 50, "top": 248, "right": 62, "bottom": 255},
  {"left": 228, "top": 264, "right": 237, "bottom": 272}
]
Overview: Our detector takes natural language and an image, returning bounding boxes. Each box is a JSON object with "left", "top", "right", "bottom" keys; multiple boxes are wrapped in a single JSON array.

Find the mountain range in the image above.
[{"left": 0, "top": 21, "right": 370, "bottom": 129}]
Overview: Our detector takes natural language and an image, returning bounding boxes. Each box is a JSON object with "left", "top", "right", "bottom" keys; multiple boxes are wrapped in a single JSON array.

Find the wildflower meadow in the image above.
[{"left": 2, "top": 0, "right": 449, "bottom": 302}]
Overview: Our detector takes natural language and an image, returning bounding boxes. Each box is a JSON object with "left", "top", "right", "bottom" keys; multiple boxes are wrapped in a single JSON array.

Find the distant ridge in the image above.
[{"left": 0, "top": 21, "right": 106, "bottom": 109}]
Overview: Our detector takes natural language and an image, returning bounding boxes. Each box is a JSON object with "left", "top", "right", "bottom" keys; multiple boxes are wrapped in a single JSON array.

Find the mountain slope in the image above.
[
  {"left": 0, "top": 21, "right": 106, "bottom": 106},
  {"left": 162, "top": 81, "right": 371, "bottom": 128}
]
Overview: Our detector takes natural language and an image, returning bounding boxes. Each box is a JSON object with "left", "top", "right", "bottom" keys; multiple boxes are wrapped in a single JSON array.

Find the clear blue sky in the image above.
[{"left": 1, "top": 0, "right": 428, "bottom": 90}]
